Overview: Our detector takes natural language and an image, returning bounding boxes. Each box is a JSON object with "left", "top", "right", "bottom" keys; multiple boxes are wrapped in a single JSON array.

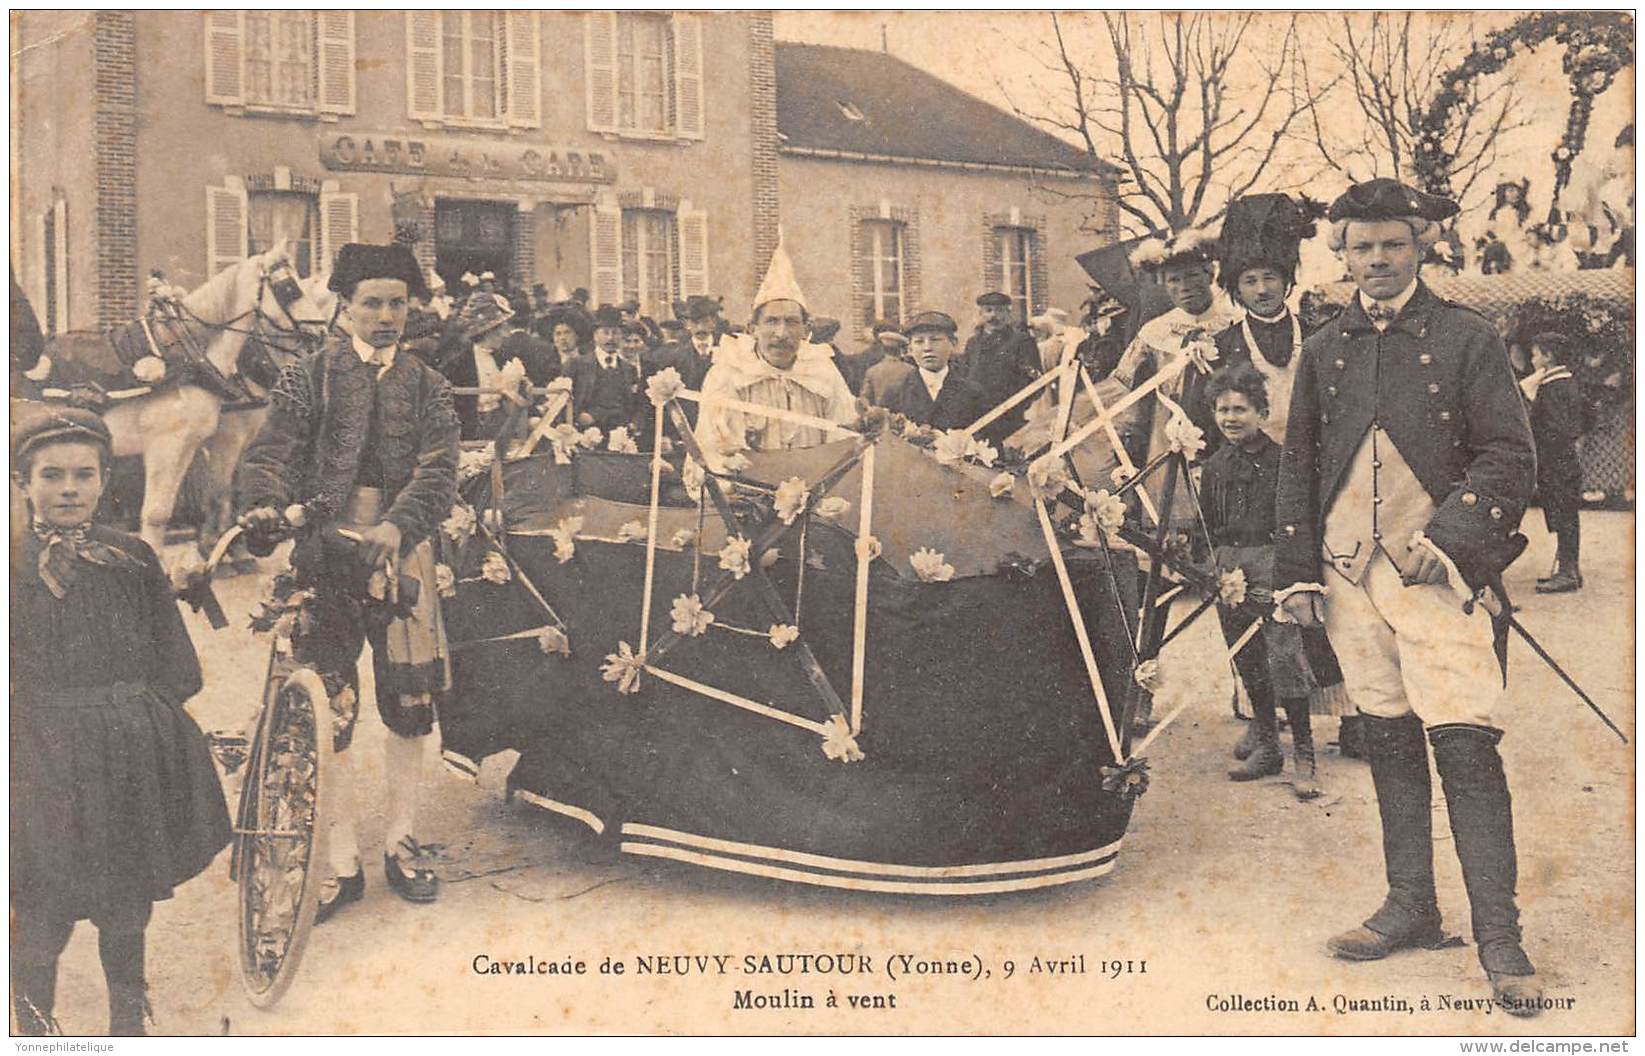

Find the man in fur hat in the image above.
[
  {"left": 696, "top": 242, "right": 857, "bottom": 472},
  {"left": 1274, "top": 178, "right": 1542, "bottom": 1014},
  {"left": 238, "top": 242, "right": 460, "bottom": 918}
]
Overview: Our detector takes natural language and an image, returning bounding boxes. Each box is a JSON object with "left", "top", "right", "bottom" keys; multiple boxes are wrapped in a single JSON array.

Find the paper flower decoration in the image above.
[
  {"left": 537, "top": 626, "right": 570, "bottom": 656},
  {"left": 601, "top": 641, "right": 644, "bottom": 695},
  {"left": 1165, "top": 414, "right": 1206, "bottom": 461},
  {"left": 681, "top": 456, "right": 706, "bottom": 500},
  {"left": 1133, "top": 658, "right": 1162, "bottom": 692},
  {"left": 855, "top": 535, "right": 882, "bottom": 563},
  {"left": 547, "top": 423, "right": 586, "bottom": 464},
  {"left": 549, "top": 516, "right": 583, "bottom": 564},
  {"left": 1183, "top": 335, "right": 1221, "bottom": 374},
  {"left": 272, "top": 611, "right": 298, "bottom": 641},
  {"left": 965, "top": 436, "right": 999, "bottom": 468},
  {"left": 669, "top": 527, "right": 698, "bottom": 549},
  {"left": 1219, "top": 567, "right": 1249, "bottom": 607},
  {"left": 815, "top": 496, "right": 851, "bottom": 520},
  {"left": 1100, "top": 757, "right": 1151, "bottom": 801},
  {"left": 607, "top": 426, "right": 639, "bottom": 454},
  {"left": 616, "top": 520, "right": 647, "bottom": 543},
  {"left": 989, "top": 472, "right": 1016, "bottom": 499},
  {"left": 670, "top": 593, "right": 715, "bottom": 637},
  {"left": 580, "top": 426, "right": 604, "bottom": 448},
  {"left": 480, "top": 550, "right": 511, "bottom": 585},
  {"left": 933, "top": 429, "right": 971, "bottom": 466},
  {"left": 769, "top": 623, "right": 799, "bottom": 649},
  {"left": 1086, "top": 488, "right": 1126, "bottom": 530},
  {"left": 434, "top": 563, "right": 456, "bottom": 599},
  {"left": 774, "top": 477, "right": 810, "bottom": 525},
  {"left": 22, "top": 354, "right": 51, "bottom": 382},
  {"left": 718, "top": 536, "right": 753, "bottom": 579},
  {"left": 1111, "top": 465, "right": 1138, "bottom": 489},
  {"left": 646, "top": 366, "right": 685, "bottom": 406},
  {"left": 1027, "top": 455, "right": 1071, "bottom": 500},
  {"left": 442, "top": 503, "right": 477, "bottom": 543},
  {"left": 457, "top": 447, "right": 495, "bottom": 483},
  {"left": 489, "top": 358, "right": 527, "bottom": 404},
  {"left": 821, "top": 714, "right": 864, "bottom": 763},
  {"left": 1074, "top": 514, "right": 1104, "bottom": 549},
  {"left": 910, "top": 547, "right": 955, "bottom": 582},
  {"left": 132, "top": 356, "right": 167, "bottom": 383}
]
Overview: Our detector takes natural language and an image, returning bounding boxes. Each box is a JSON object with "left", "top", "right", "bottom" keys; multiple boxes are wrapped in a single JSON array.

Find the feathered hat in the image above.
[
  {"left": 1128, "top": 226, "right": 1220, "bottom": 275},
  {"left": 1215, "top": 193, "right": 1327, "bottom": 292}
]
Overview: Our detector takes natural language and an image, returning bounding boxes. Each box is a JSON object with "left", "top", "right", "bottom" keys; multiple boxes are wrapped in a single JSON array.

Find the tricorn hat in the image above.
[
  {"left": 1216, "top": 193, "right": 1327, "bottom": 292},
  {"left": 1327, "top": 178, "right": 1459, "bottom": 224},
  {"left": 329, "top": 243, "right": 431, "bottom": 301},
  {"left": 1129, "top": 226, "right": 1220, "bottom": 275}
]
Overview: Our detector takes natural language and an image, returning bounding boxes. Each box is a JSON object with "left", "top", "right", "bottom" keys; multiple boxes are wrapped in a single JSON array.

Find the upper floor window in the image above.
[
  {"left": 204, "top": 11, "right": 355, "bottom": 116},
  {"left": 407, "top": 12, "right": 541, "bottom": 129},
  {"left": 585, "top": 13, "right": 704, "bottom": 140}
]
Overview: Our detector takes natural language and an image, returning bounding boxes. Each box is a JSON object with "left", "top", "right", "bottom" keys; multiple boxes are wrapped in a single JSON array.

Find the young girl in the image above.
[
  {"left": 1198, "top": 365, "right": 1321, "bottom": 799},
  {"left": 10, "top": 406, "right": 231, "bottom": 1035}
]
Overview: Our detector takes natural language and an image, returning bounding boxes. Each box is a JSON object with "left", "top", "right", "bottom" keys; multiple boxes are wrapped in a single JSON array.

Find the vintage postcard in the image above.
[{"left": 7, "top": 9, "right": 1635, "bottom": 1038}]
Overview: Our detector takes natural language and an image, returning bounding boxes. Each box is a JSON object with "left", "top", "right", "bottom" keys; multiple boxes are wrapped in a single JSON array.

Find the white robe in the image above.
[{"left": 695, "top": 336, "right": 858, "bottom": 472}]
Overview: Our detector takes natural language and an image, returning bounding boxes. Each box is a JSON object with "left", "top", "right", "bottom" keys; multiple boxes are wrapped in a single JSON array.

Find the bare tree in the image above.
[
  {"left": 1298, "top": 13, "right": 1526, "bottom": 209},
  {"left": 993, "top": 12, "right": 1332, "bottom": 238}
]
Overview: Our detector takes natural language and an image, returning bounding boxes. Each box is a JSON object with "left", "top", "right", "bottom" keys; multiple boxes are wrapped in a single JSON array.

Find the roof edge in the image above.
[{"left": 780, "top": 144, "right": 1110, "bottom": 182}]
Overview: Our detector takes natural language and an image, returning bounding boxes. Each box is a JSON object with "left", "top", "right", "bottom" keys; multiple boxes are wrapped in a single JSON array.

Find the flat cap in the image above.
[
  {"left": 975, "top": 291, "right": 1012, "bottom": 307},
  {"left": 12, "top": 404, "right": 112, "bottom": 462},
  {"left": 905, "top": 310, "right": 958, "bottom": 336},
  {"left": 1328, "top": 178, "right": 1459, "bottom": 224}
]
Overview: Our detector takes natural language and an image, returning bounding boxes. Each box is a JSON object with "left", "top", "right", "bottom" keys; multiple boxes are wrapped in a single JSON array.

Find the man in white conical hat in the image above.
[{"left": 695, "top": 239, "right": 858, "bottom": 472}]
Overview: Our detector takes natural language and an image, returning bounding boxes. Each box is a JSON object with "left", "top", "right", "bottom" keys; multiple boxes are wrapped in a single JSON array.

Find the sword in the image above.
[{"left": 1471, "top": 584, "right": 1628, "bottom": 744}]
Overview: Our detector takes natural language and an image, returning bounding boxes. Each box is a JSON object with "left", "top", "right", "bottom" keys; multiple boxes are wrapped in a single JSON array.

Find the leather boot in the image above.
[
  {"left": 1228, "top": 694, "right": 1282, "bottom": 781},
  {"left": 1429, "top": 724, "right": 1541, "bottom": 1017},
  {"left": 11, "top": 963, "right": 60, "bottom": 1036},
  {"left": 1231, "top": 719, "right": 1260, "bottom": 761},
  {"left": 1534, "top": 563, "right": 1582, "bottom": 594},
  {"left": 1283, "top": 697, "right": 1320, "bottom": 800},
  {"left": 99, "top": 928, "right": 149, "bottom": 1036},
  {"left": 1327, "top": 714, "right": 1445, "bottom": 960},
  {"left": 1336, "top": 714, "right": 1366, "bottom": 760}
]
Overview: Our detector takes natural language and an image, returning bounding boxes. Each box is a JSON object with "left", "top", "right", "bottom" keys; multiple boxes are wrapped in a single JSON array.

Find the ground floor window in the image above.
[
  {"left": 996, "top": 226, "right": 1035, "bottom": 325},
  {"left": 861, "top": 218, "right": 905, "bottom": 328},
  {"left": 248, "top": 192, "right": 318, "bottom": 278},
  {"left": 621, "top": 208, "right": 676, "bottom": 317}
]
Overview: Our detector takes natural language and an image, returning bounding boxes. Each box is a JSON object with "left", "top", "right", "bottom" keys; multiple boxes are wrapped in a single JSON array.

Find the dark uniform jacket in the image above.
[
  {"left": 1274, "top": 282, "right": 1535, "bottom": 593},
  {"left": 957, "top": 325, "right": 1040, "bottom": 445},
  {"left": 880, "top": 369, "right": 991, "bottom": 431},
  {"left": 239, "top": 333, "right": 461, "bottom": 549}
]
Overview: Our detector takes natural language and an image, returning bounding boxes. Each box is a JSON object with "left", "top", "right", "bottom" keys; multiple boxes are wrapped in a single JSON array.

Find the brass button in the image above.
[
  {"left": 1327, "top": 386, "right": 1338, "bottom": 397},
  {"left": 1372, "top": 460, "right": 1383, "bottom": 469},
  {"left": 1284, "top": 525, "right": 1296, "bottom": 537},
  {"left": 1490, "top": 507, "right": 1503, "bottom": 520},
  {"left": 1419, "top": 353, "right": 1433, "bottom": 365},
  {"left": 1372, "top": 531, "right": 1382, "bottom": 541},
  {"left": 1428, "top": 383, "right": 1440, "bottom": 394},
  {"left": 1334, "top": 359, "right": 1346, "bottom": 370},
  {"left": 1373, "top": 497, "right": 1384, "bottom": 505},
  {"left": 1462, "top": 492, "right": 1478, "bottom": 506}
]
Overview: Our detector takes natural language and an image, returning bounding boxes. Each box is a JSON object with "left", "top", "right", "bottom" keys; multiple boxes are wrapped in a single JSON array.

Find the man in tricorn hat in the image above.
[
  {"left": 1273, "top": 178, "right": 1543, "bottom": 1014},
  {"left": 878, "top": 311, "right": 990, "bottom": 430},
  {"left": 238, "top": 242, "right": 460, "bottom": 920},
  {"left": 957, "top": 291, "right": 1041, "bottom": 446}
]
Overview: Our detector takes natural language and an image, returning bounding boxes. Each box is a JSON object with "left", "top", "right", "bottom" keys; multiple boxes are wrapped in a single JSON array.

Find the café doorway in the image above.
[{"left": 434, "top": 199, "right": 514, "bottom": 291}]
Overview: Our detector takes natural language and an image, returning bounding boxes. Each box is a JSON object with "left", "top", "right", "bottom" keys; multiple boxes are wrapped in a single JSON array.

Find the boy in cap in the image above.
[
  {"left": 238, "top": 242, "right": 460, "bottom": 918},
  {"left": 880, "top": 311, "right": 990, "bottom": 430},
  {"left": 1274, "top": 178, "right": 1542, "bottom": 1013},
  {"left": 958, "top": 291, "right": 1041, "bottom": 446}
]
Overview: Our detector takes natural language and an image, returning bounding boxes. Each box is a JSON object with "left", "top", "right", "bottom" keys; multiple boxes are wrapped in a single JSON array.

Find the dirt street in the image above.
[{"left": 39, "top": 512, "right": 1635, "bottom": 1036}]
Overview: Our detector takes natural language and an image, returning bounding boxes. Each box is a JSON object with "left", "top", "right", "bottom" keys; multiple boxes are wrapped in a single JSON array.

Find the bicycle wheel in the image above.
[{"left": 234, "top": 663, "right": 332, "bottom": 1008}]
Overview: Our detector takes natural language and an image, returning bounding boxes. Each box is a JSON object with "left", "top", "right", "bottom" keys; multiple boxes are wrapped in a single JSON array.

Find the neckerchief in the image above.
[{"left": 30, "top": 521, "right": 144, "bottom": 599}]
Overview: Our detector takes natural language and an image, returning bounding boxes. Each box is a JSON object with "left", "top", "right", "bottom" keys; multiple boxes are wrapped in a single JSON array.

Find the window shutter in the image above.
[
  {"left": 588, "top": 202, "right": 624, "bottom": 307},
  {"left": 671, "top": 14, "right": 704, "bottom": 139},
  {"left": 205, "top": 180, "right": 249, "bottom": 277},
  {"left": 406, "top": 12, "right": 442, "bottom": 121},
  {"left": 677, "top": 202, "right": 710, "bottom": 297},
  {"left": 317, "top": 191, "right": 360, "bottom": 272},
  {"left": 584, "top": 12, "right": 619, "bottom": 132},
  {"left": 203, "top": 11, "right": 244, "bottom": 106},
  {"left": 316, "top": 11, "right": 356, "bottom": 115},
  {"left": 503, "top": 12, "right": 542, "bottom": 129}
]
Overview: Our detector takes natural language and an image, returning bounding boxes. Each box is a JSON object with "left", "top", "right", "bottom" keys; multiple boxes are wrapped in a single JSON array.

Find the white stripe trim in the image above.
[
  {"left": 1033, "top": 496, "right": 1125, "bottom": 764},
  {"left": 961, "top": 360, "right": 1066, "bottom": 439},
  {"left": 621, "top": 842, "right": 1119, "bottom": 895},
  {"left": 644, "top": 664, "right": 831, "bottom": 736},
  {"left": 621, "top": 822, "right": 1123, "bottom": 879},
  {"left": 514, "top": 790, "right": 607, "bottom": 835}
]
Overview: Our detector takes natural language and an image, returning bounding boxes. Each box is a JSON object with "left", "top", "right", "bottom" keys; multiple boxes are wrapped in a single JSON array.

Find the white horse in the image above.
[{"left": 27, "top": 241, "right": 335, "bottom": 567}]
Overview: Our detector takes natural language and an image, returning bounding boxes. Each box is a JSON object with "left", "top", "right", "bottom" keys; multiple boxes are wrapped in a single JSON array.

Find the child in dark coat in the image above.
[
  {"left": 1199, "top": 365, "right": 1321, "bottom": 799},
  {"left": 9, "top": 406, "right": 231, "bottom": 1035},
  {"left": 1522, "top": 331, "right": 1585, "bottom": 593}
]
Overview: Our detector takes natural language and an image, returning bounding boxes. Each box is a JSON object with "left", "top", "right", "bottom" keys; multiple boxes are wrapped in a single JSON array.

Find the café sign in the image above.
[{"left": 320, "top": 133, "right": 614, "bottom": 184}]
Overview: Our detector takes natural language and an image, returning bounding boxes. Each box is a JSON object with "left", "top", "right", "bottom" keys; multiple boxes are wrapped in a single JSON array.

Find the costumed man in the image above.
[
  {"left": 957, "top": 292, "right": 1041, "bottom": 448},
  {"left": 237, "top": 242, "right": 460, "bottom": 919},
  {"left": 1212, "top": 193, "right": 1354, "bottom": 761},
  {"left": 879, "top": 310, "right": 990, "bottom": 430},
  {"left": 696, "top": 241, "right": 858, "bottom": 473},
  {"left": 1273, "top": 179, "right": 1543, "bottom": 1014},
  {"left": 570, "top": 305, "right": 644, "bottom": 435}
]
